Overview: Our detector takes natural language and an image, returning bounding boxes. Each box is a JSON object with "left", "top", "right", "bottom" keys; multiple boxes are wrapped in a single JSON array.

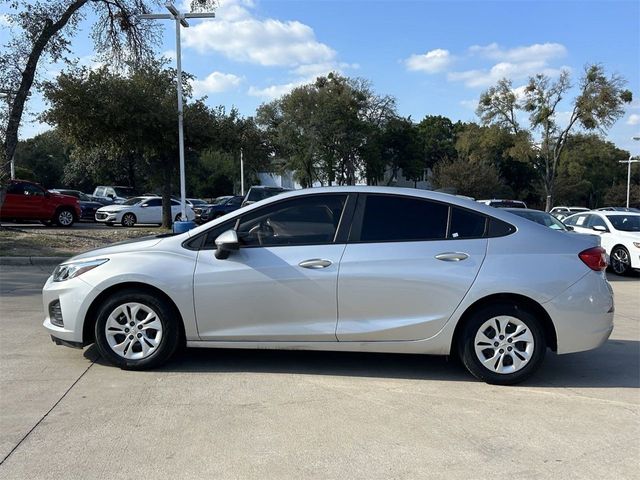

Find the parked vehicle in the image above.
[
  {"left": 242, "top": 186, "right": 291, "bottom": 206},
  {"left": 596, "top": 207, "right": 640, "bottom": 213},
  {"left": 50, "top": 189, "right": 103, "bottom": 221},
  {"left": 504, "top": 208, "right": 572, "bottom": 231},
  {"left": 187, "top": 198, "right": 208, "bottom": 207},
  {"left": 92, "top": 186, "right": 137, "bottom": 205},
  {"left": 477, "top": 199, "right": 527, "bottom": 209},
  {"left": 197, "top": 195, "right": 244, "bottom": 224},
  {"left": 44, "top": 187, "right": 613, "bottom": 385},
  {"left": 95, "top": 196, "right": 195, "bottom": 227},
  {"left": 1, "top": 179, "right": 81, "bottom": 227},
  {"left": 564, "top": 211, "right": 640, "bottom": 275},
  {"left": 550, "top": 206, "right": 589, "bottom": 221}
]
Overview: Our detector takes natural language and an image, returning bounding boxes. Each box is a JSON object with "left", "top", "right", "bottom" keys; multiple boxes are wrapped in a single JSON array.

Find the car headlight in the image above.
[
  {"left": 53, "top": 259, "right": 109, "bottom": 282},
  {"left": 634, "top": 242, "right": 640, "bottom": 249}
]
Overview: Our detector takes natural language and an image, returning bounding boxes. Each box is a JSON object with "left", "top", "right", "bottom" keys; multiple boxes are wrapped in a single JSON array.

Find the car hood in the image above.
[
  {"left": 63, "top": 236, "right": 166, "bottom": 263},
  {"left": 97, "top": 204, "right": 130, "bottom": 213}
]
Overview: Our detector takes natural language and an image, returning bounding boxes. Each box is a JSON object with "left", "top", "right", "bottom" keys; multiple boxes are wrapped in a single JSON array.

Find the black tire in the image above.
[
  {"left": 458, "top": 303, "right": 546, "bottom": 385},
  {"left": 121, "top": 213, "right": 136, "bottom": 227},
  {"left": 94, "top": 290, "right": 180, "bottom": 370},
  {"left": 54, "top": 208, "right": 75, "bottom": 227},
  {"left": 610, "top": 245, "right": 631, "bottom": 276}
]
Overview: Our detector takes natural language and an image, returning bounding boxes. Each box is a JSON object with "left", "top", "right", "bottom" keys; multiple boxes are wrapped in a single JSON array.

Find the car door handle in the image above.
[
  {"left": 298, "top": 259, "right": 332, "bottom": 269},
  {"left": 435, "top": 252, "right": 469, "bottom": 262}
]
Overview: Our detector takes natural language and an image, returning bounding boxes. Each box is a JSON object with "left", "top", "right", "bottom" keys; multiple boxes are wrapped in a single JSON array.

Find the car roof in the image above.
[{"left": 599, "top": 211, "right": 640, "bottom": 216}]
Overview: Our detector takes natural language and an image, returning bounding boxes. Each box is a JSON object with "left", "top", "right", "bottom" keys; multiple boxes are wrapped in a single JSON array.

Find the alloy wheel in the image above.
[
  {"left": 474, "top": 315, "right": 535, "bottom": 375},
  {"left": 122, "top": 213, "right": 135, "bottom": 227},
  {"left": 58, "top": 210, "right": 74, "bottom": 226},
  {"left": 611, "top": 248, "right": 630, "bottom": 275},
  {"left": 105, "top": 302, "right": 163, "bottom": 360}
]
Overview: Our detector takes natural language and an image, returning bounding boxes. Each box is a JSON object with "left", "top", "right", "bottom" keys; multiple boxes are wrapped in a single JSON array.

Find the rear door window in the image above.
[
  {"left": 449, "top": 207, "right": 487, "bottom": 239},
  {"left": 358, "top": 195, "right": 448, "bottom": 242}
]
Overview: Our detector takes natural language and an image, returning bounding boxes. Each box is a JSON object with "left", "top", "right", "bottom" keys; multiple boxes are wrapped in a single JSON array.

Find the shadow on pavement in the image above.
[{"left": 85, "top": 338, "right": 639, "bottom": 388}]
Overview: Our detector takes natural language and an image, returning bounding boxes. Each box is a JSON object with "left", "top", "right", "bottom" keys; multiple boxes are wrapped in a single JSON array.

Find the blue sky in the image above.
[{"left": 2, "top": 0, "right": 639, "bottom": 152}]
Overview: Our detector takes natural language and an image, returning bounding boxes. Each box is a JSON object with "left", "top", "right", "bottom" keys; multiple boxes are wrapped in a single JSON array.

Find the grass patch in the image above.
[{"left": 0, "top": 225, "right": 170, "bottom": 258}]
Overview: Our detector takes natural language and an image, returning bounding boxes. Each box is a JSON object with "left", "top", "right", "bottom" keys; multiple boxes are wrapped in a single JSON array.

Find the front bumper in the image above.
[
  {"left": 43, "top": 274, "right": 99, "bottom": 346},
  {"left": 95, "top": 212, "right": 117, "bottom": 222},
  {"left": 544, "top": 271, "right": 614, "bottom": 354}
]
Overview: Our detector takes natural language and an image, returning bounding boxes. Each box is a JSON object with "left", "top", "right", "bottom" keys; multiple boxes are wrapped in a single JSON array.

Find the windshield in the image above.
[
  {"left": 247, "top": 188, "right": 289, "bottom": 202},
  {"left": 213, "top": 196, "right": 232, "bottom": 205},
  {"left": 78, "top": 192, "right": 91, "bottom": 201},
  {"left": 189, "top": 199, "right": 207, "bottom": 206},
  {"left": 510, "top": 210, "right": 567, "bottom": 230},
  {"left": 606, "top": 215, "right": 640, "bottom": 232},
  {"left": 122, "top": 197, "right": 144, "bottom": 206},
  {"left": 114, "top": 187, "right": 135, "bottom": 198}
]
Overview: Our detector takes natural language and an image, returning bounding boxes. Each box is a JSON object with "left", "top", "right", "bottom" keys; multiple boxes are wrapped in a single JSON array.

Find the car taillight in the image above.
[{"left": 579, "top": 246, "right": 607, "bottom": 271}]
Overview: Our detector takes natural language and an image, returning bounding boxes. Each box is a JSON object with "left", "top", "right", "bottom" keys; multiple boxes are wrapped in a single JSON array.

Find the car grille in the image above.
[
  {"left": 96, "top": 212, "right": 109, "bottom": 220},
  {"left": 49, "top": 300, "right": 64, "bottom": 327}
]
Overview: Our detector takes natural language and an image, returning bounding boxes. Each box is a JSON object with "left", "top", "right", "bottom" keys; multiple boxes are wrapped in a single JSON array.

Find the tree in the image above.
[
  {"left": 42, "top": 60, "right": 213, "bottom": 227},
  {"left": 14, "top": 129, "right": 70, "bottom": 188},
  {"left": 431, "top": 158, "right": 505, "bottom": 199},
  {"left": 0, "top": 0, "right": 216, "bottom": 192},
  {"left": 256, "top": 73, "right": 397, "bottom": 187},
  {"left": 477, "top": 65, "right": 632, "bottom": 210},
  {"left": 416, "top": 115, "right": 458, "bottom": 169}
]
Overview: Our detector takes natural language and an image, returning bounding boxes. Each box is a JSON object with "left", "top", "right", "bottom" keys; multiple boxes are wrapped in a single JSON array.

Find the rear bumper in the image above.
[{"left": 544, "top": 271, "right": 614, "bottom": 354}]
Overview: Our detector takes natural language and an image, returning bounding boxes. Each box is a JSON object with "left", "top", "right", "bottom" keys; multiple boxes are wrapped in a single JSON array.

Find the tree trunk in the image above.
[
  {"left": 162, "top": 161, "right": 173, "bottom": 229},
  {"left": 2, "top": 0, "right": 89, "bottom": 185}
]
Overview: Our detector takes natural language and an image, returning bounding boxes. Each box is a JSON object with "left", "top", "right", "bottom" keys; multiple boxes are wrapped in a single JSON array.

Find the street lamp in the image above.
[
  {"left": 139, "top": 3, "right": 215, "bottom": 225},
  {"left": 619, "top": 136, "right": 640, "bottom": 208}
]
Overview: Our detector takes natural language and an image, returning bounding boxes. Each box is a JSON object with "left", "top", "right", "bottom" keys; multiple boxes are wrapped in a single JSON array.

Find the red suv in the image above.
[{"left": 1, "top": 179, "right": 81, "bottom": 227}]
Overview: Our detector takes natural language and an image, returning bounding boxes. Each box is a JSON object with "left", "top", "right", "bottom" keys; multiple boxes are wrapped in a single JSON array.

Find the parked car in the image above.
[
  {"left": 504, "top": 208, "right": 572, "bottom": 231},
  {"left": 477, "top": 199, "right": 527, "bottom": 209},
  {"left": 197, "top": 195, "right": 244, "bottom": 224},
  {"left": 550, "top": 206, "right": 589, "bottom": 221},
  {"left": 1, "top": 179, "right": 81, "bottom": 227},
  {"left": 92, "top": 186, "right": 137, "bottom": 205},
  {"left": 564, "top": 211, "right": 640, "bottom": 275},
  {"left": 187, "top": 198, "right": 208, "bottom": 207},
  {"left": 50, "top": 189, "right": 103, "bottom": 221},
  {"left": 95, "top": 196, "right": 195, "bottom": 227},
  {"left": 596, "top": 207, "right": 640, "bottom": 213},
  {"left": 242, "top": 186, "right": 291, "bottom": 206},
  {"left": 44, "top": 187, "right": 613, "bottom": 385}
]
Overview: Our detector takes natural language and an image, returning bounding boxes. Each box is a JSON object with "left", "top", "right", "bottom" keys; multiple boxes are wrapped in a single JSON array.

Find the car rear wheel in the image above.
[
  {"left": 458, "top": 303, "right": 546, "bottom": 385},
  {"left": 121, "top": 213, "right": 136, "bottom": 227},
  {"left": 55, "top": 208, "right": 75, "bottom": 227},
  {"left": 610, "top": 246, "right": 631, "bottom": 276},
  {"left": 94, "top": 290, "right": 180, "bottom": 370}
]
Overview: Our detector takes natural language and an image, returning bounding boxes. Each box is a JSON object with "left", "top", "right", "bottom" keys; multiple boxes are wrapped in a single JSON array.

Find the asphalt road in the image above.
[{"left": 0, "top": 266, "right": 638, "bottom": 479}]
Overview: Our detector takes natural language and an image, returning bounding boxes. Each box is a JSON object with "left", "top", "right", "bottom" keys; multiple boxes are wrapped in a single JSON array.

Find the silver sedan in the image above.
[{"left": 43, "top": 187, "right": 614, "bottom": 385}]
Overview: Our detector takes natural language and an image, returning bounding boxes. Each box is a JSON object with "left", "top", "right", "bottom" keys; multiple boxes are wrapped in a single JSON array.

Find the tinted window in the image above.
[
  {"left": 588, "top": 215, "right": 607, "bottom": 229},
  {"left": 487, "top": 218, "right": 516, "bottom": 237},
  {"left": 144, "top": 199, "right": 162, "bottom": 207},
  {"left": 237, "top": 194, "right": 347, "bottom": 247},
  {"left": 566, "top": 214, "right": 589, "bottom": 227},
  {"left": 7, "top": 182, "right": 25, "bottom": 194},
  {"left": 23, "top": 183, "right": 44, "bottom": 196},
  {"left": 360, "top": 195, "right": 448, "bottom": 242},
  {"left": 449, "top": 207, "right": 486, "bottom": 238},
  {"left": 228, "top": 196, "right": 243, "bottom": 206},
  {"left": 170, "top": 199, "right": 180, "bottom": 206},
  {"left": 606, "top": 215, "right": 640, "bottom": 232},
  {"left": 202, "top": 219, "right": 238, "bottom": 249}
]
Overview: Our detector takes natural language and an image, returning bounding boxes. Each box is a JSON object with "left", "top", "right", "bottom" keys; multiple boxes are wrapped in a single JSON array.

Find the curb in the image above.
[{"left": 0, "top": 257, "right": 66, "bottom": 266}]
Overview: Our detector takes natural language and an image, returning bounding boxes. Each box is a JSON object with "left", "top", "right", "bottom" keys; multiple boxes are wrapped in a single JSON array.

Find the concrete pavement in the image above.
[{"left": 0, "top": 266, "right": 638, "bottom": 479}]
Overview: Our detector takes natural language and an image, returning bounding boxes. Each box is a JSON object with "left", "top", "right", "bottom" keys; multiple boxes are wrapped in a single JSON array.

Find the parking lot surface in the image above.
[{"left": 0, "top": 266, "right": 638, "bottom": 479}]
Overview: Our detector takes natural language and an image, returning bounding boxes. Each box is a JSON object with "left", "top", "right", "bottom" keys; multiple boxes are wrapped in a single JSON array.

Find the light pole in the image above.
[
  {"left": 139, "top": 3, "right": 215, "bottom": 223},
  {"left": 619, "top": 136, "right": 640, "bottom": 209}
]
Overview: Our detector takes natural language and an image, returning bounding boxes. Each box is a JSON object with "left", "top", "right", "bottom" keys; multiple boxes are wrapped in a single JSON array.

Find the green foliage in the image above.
[
  {"left": 14, "top": 130, "right": 69, "bottom": 188},
  {"left": 431, "top": 158, "right": 506, "bottom": 199}
]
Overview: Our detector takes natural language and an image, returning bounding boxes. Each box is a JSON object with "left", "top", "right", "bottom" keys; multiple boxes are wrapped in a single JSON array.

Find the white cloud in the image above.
[
  {"left": 468, "top": 42, "right": 567, "bottom": 63},
  {"left": 627, "top": 114, "right": 640, "bottom": 125},
  {"left": 191, "top": 71, "right": 243, "bottom": 95},
  {"left": 449, "top": 61, "right": 569, "bottom": 88},
  {"left": 248, "top": 81, "right": 304, "bottom": 99},
  {"left": 161, "top": 50, "right": 176, "bottom": 61},
  {"left": 404, "top": 49, "right": 452, "bottom": 74},
  {"left": 182, "top": 1, "right": 336, "bottom": 67}
]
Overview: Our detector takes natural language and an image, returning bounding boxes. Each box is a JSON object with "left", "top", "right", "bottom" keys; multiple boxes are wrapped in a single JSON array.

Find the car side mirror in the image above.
[
  {"left": 565, "top": 225, "right": 574, "bottom": 231},
  {"left": 592, "top": 225, "right": 608, "bottom": 233},
  {"left": 214, "top": 230, "right": 240, "bottom": 260}
]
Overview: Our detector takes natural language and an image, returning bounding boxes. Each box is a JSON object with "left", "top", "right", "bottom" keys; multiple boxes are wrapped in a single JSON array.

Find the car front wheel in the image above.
[
  {"left": 94, "top": 290, "right": 180, "bottom": 370},
  {"left": 55, "top": 208, "right": 75, "bottom": 227},
  {"left": 458, "top": 304, "right": 546, "bottom": 385},
  {"left": 610, "top": 246, "right": 631, "bottom": 276},
  {"left": 121, "top": 213, "right": 136, "bottom": 227}
]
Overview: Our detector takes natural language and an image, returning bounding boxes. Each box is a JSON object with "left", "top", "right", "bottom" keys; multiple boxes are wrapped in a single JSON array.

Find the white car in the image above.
[
  {"left": 95, "top": 196, "right": 195, "bottom": 226},
  {"left": 563, "top": 211, "right": 640, "bottom": 275},
  {"left": 44, "top": 187, "right": 613, "bottom": 385},
  {"left": 550, "top": 206, "right": 589, "bottom": 221}
]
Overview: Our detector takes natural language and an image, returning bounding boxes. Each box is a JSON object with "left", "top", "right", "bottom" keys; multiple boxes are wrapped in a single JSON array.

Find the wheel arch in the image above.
[
  {"left": 83, "top": 282, "right": 186, "bottom": 347},
  {"left": 449, "top": 293, "right": 558, "bottom": 356}
]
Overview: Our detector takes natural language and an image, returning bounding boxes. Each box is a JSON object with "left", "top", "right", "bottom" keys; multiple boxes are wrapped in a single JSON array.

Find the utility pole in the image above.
[
  {"left": 240, "top": 147, "right": 245, "bottom": 196},
  {"left": 139, "top": 3, "right": 215, "bottom": 225},
  {"left": 619, "top": 147, "right": 639, "bottom": 209}
]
